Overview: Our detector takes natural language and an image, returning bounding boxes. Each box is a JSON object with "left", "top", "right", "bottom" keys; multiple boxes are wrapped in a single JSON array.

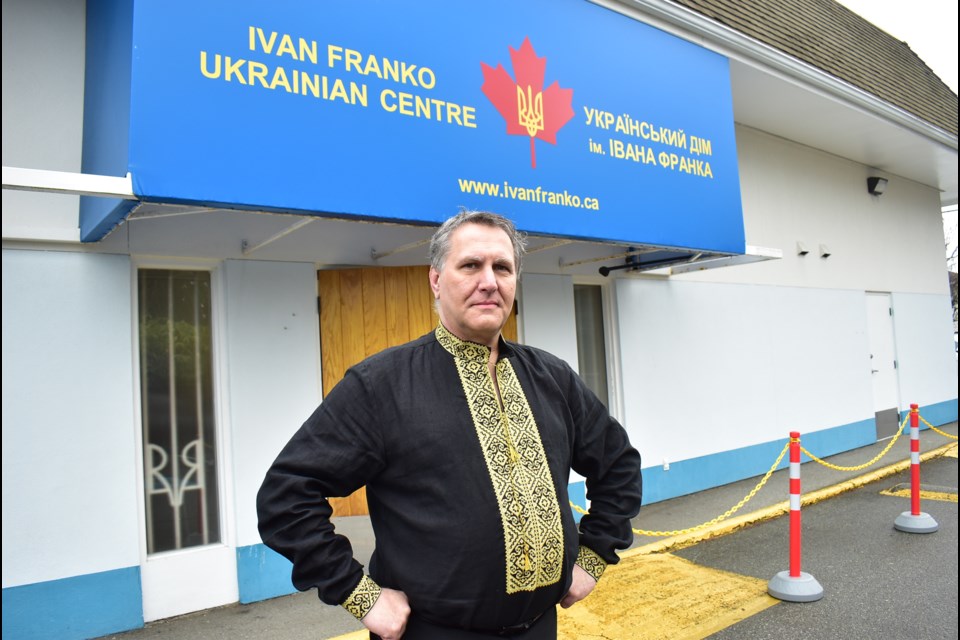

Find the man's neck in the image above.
[
  {"left": 488, "top": 342, "right": 500, "bottom": 366},
  {"left": 439, "top": 321, "right": 501, "bottom": 351}
]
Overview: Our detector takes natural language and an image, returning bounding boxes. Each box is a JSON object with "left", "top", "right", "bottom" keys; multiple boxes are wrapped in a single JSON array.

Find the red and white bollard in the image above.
[
  {"left": 894, "top": 404, "right": 939, "bottom": 534},
  {"left": 768, "top": 431, "right": 824, "bottom": 602}
]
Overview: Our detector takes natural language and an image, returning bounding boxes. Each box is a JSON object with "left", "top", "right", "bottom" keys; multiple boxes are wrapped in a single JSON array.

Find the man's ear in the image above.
[{"left": 429, "top": 267, "right": 441, "bottom": 299}]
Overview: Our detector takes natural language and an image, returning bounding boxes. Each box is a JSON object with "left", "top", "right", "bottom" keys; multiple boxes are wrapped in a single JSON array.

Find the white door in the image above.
[
  {"left": 137, "top": 269, "right": 237, "bottom": 622},
  {"left": 865, "top": 292, "right": 900, "bottom": 416}
]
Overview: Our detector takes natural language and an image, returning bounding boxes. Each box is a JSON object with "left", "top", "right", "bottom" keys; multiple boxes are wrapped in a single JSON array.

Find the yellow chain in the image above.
[
  {"left": 572, "top": 411, "right": 953, "bottom": 539},
  {"left": 800, "top": 414, "right": 909, "bottom": 471},
  {"left": 919, "top": 415, "right": 959, "bottom": 440},
  {"left": 570, "top": 440, "right": 791, "bottom": 538}
]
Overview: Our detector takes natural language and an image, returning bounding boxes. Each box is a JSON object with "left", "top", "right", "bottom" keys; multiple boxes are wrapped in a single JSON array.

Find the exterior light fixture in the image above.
[
  {"left": 796, "top": 241, "right": 810, "bottom": 256},
  {"left": 867, "top": 176, "right": 888, "bottom": 196},
  {"left": 819, "top": 244, "right": 832, "bottom": 259}
]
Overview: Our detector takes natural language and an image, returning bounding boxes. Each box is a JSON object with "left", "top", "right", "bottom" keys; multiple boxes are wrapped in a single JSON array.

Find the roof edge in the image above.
[{"left": 596, "top": 0, "right": 958, "bottom": 150}]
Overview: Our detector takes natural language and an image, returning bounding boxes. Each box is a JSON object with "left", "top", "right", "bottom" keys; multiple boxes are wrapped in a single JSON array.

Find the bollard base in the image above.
[
  {"left": 894, "top": 511, "right": 938, "bottom": 534},
  {"left": 767, "top": 571, "right": 824, "bottom": 602}
]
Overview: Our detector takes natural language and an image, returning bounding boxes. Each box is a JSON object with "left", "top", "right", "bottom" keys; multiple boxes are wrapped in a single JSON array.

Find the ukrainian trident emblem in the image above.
[
  {"left": 517, "top": 85, "right": 544, "bottom": 138},
  {"left": 481, "top": 38, "right": 574, "bottom": 169}
]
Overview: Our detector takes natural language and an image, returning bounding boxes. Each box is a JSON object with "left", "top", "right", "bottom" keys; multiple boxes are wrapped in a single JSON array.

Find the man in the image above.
[{"left": 257, "top": 211, "right": 642, "bottom": 639}]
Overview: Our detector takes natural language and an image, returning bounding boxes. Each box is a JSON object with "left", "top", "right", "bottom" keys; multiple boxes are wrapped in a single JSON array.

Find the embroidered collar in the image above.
[{"left": 435, "top": 323, "right": 513, "bottom": 361}]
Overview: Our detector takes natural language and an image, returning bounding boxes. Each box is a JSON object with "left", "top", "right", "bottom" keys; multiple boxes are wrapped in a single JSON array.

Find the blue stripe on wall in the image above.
[
  {"left": 569, "top": 480, "right": 587, "bottom": 524},
  {"left": 2, "top": 567, "right": 143, "bottom": 640},
  {"left": 900, "top": 398, "right": 958, "bottom": 428},
  {"left": 641, "top": 417, "right": 877, "bottom": 505},
  {"left": 237, "top": 544, "right": 297, "bottom": 604}
]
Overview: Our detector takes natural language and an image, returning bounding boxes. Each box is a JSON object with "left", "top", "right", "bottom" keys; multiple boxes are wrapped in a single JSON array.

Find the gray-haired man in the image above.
[{"left": 258, "top": 211, "right": 642, "bottom": 639}]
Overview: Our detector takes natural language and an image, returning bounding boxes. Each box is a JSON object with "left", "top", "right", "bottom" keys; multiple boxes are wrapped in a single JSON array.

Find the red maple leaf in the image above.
[{"left": 481, "top": 38, "right": 574, "bottom": 169}]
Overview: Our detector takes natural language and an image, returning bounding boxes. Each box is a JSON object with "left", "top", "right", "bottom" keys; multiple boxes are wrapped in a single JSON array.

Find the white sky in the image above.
[
  {"left": 837, "top": 0, "right": 958, "bottom": 93},
  {"left": 836, "top": 1, "right": 958, "bottom": 267}
]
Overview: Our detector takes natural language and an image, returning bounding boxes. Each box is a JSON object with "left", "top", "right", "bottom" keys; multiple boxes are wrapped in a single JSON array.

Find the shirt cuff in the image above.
[
  {"left": 341, "top": 575, "right": 382, "bottom": 620},
  {"left": 575, "top": 545, "right": 607, "bottom": 582}
]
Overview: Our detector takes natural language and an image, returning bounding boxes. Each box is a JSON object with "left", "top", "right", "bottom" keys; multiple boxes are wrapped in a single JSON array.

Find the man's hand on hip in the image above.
[
  {"left": 363, "top": 587, "right": 410, "bottom": 640},
  {"left": 560, "top": 564, "right": 597, "bottom": 608}
]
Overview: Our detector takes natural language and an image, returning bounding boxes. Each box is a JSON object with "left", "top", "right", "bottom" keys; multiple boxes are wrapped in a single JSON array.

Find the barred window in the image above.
[{"left": 138, "top": 269, "right": 220, "bottom": 553}]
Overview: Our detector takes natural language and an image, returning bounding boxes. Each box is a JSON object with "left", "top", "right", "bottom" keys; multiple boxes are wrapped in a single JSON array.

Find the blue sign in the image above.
[{"left": 124, "top": 0, "right": 744, "bottom": 253}]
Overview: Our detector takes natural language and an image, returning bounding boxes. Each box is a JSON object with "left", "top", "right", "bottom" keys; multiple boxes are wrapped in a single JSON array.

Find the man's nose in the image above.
[{"left": 477, "top": 265, "right": 498, "bottom": 290}]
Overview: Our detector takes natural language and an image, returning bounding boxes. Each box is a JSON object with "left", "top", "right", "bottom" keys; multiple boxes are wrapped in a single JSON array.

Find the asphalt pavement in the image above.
[
  {"left": 96, "top": 421, "right": 958, "bottom": 640},
  {"left": 684, "top": 449, "right": 958, "bottom": 639}
]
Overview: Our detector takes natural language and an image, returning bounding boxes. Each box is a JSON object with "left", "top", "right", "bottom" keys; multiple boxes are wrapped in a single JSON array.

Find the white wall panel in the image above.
[
  {"left": 519, "top": 273, "right": 579, "bottom": 371},
  {"left": 2, "top": 0, "right": 85, "bottom": 236},
  {"left": 223, "top": 260, "right": 322, "bottom": 547},
  {"left": 1, "top": 249, "right": 139, "bottom": 586},
  {"left": 615, "top": 278, "right": 874, "bottom": 467},
  {"left": 680, "top": 127, "right": 948, "bottom": 296},
  {"left": 891, "top": 292, "right": 958, "bottom": 409}
]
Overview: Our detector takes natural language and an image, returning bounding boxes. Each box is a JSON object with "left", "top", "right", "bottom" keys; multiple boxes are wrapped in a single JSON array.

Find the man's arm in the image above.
[
  {"left": 256, "top": 367, "right": 387, "bottom": 607},
  {"left": 566, "top": 367, "right": 643, "bottom": 565}
]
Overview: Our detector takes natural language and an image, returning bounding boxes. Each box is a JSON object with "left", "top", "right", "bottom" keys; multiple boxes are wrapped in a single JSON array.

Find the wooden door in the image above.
[{"left": 318, "top": 265, "right": 517, "bottom": 516}]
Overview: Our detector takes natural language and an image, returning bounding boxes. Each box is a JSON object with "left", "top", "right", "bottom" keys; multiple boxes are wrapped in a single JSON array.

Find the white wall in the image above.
[
  {"left": 519, "top": 273, "right": 579, "bottom": 370},
  {"left": 607, "top": 126, "right": 957, "bottom": 469},
  {"left": 222, "top": 260, "right": 323, "bottom": 548},
  {"left": 682, "top": 127, "right": 949, "bottom": 296},
  {"left": 1, "top": 249, "right": 140, "bottom": 587},
  {"left": 1, "top": 0, "right": 85, "bottom": 241},
  {"left": 615, "top": 278, "right": 875, "bottom": 466},
  {"left": 892, "top": 291, "right": 959, "bottom": 409}
]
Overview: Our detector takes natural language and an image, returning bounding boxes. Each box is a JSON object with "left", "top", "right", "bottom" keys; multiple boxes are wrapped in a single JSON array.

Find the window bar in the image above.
[
  {"left": 193, "top": 277, "right": 210, "bottom": 545},
  {"left": 140, "top": 276, "right": 155, "bottom": 554},
  {"left": 167, "top": 273, "right": 182, "bottom": 550}
]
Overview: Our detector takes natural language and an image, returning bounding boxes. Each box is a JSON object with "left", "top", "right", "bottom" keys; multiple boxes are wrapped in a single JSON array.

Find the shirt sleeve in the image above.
[
  {"left": 341, "top": 575, "right": 383, "bottom": 620},
  {"left": 565, "top": 365, "right": 643, "bottom": 565},
  {"left": 574, "top": 544, "right": 607, "bottom": 581},
  {"left": 256, "top": 365, "right": 386, "bottom": 606}
]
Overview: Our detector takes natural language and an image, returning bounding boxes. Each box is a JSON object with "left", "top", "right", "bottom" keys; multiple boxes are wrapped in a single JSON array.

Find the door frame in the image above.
[
  {"left": 865, "top": 291, "right": 902, "bottom": 433},
  {"left": 131, "top": 258, "right": 238, "bottom": 622}
]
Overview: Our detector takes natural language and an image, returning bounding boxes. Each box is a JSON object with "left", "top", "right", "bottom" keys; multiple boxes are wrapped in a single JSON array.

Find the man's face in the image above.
[{"left": 430, "top": 223, "right": 517, "bottom": 348}]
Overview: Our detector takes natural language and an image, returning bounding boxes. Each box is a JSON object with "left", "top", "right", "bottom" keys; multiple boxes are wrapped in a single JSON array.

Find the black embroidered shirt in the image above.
[{"left": 257, "top": 326, "right": 642, "bottom": 631}]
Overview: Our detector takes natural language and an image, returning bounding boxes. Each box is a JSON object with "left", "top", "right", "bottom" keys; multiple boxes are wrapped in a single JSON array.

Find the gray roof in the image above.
[{"left": 670, "top": 0, "right": 958, "bottom": 136}]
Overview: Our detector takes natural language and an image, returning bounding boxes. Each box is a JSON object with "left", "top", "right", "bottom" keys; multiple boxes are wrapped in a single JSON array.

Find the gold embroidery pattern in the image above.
[
  {"left": 575, "top": 545, "right": 607, "bottom": 582},
  {"left": 341, "top": 575, "right": 381, "bottom": 620},
  {"left": 436, "top": 325, "right": 563, "bottom": 594}
]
